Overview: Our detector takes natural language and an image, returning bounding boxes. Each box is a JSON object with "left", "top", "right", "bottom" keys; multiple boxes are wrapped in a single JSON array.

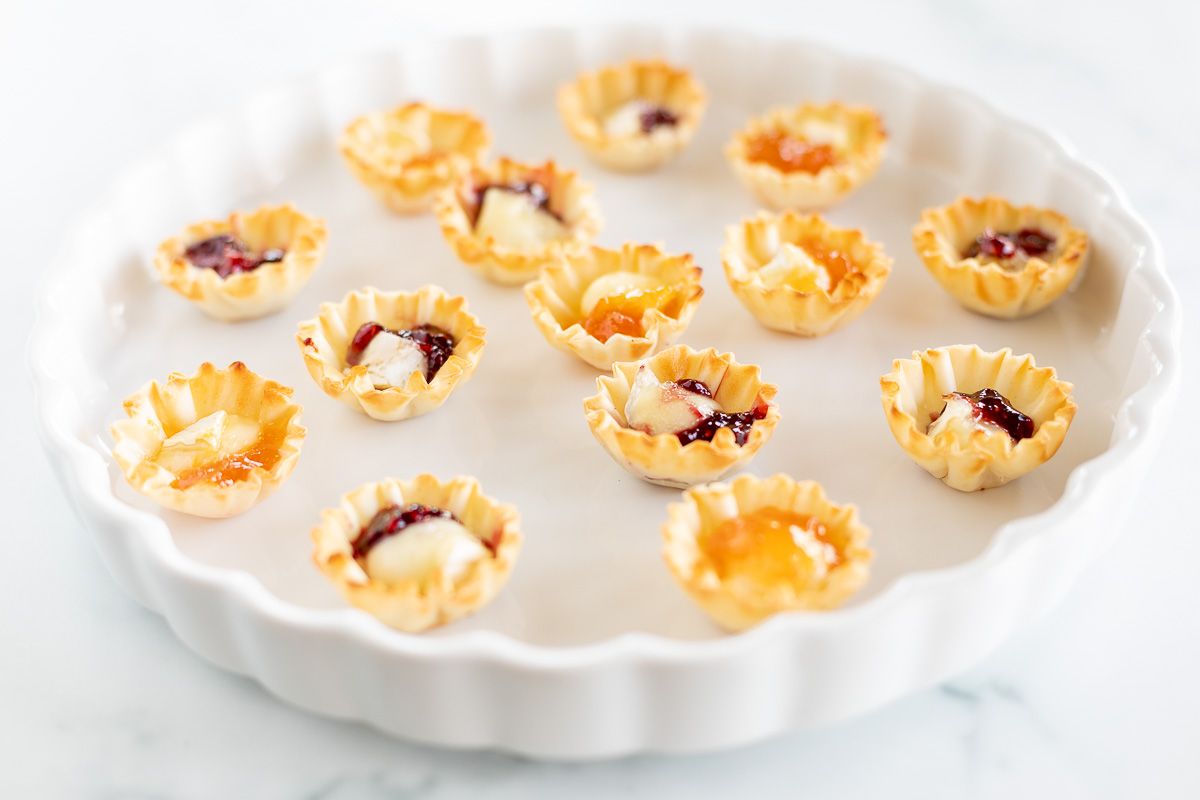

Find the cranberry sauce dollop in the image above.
[
  {"left": 351, "top": 503, "right": 459, "bottom": 560},
  {"left": 962, "top": 228, "right": 1056, "bottom": 261},
  {"left": 344, "top": 321, "right": 457, "bottom": 382},
  {"left": 944, "top": 387, "right": 1035, "bottom": 442},
  {"left": 638, "top": 105, "right": 679, "bottom": 133},
  {"left": 184, "top": 234, "right": 285, "bottom": 279},
  {"left": 468, "top": 180, "right": 562, "bottom": 226},
  {"left": 673, "top": 379, "right": 768, "bottom": 447}
]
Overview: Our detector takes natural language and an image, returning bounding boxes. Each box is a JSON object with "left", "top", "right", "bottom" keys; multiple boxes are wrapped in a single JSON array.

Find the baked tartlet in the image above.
[
  {"left": 109, "top": 362, "right": 306, "bottom": 518},
  {"left": 726, "top": 102, "right": 887, "bottom": 210},
  {"left": 312, "top": 474, "right": 521, "bottom": 633},
  {"left": 339, "top": 102, "right": 490, "bottom": 214},
  {"left": 583, "top": 345, "right": 780, "bottom": 487},
  {"left": 433, "top": 157, "right": 602, "bottom": 285},
  {"left": 296, "top": 285, "right": 486, "bottom": 422},
  {"left": 722, "top": 211, "right": 892, "bottom": 336},
  {"left": 153, "top": 204, "right": 327, "bottom": 321},
  {"left": 556, "top": 58, "right": 707, "bottom": 172},
  {"left": 524, "top": 242, "right": 704, "bottom": 369},
  {"left": 663, "top": 473, "right": 872, "bottom": 631},
  {"left": 912, "top": 196, "right": 1090, "bottom": 319},
  {"left": 880, "top": 345, "right": 1077, "bottom": 492}
]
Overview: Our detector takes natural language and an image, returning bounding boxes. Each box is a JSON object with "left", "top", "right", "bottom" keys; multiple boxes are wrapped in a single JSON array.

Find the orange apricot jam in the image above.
[
  {"left": 745, "top": 131, "right": 839, "bottom": 174},
  {"left": 699, "top": 507, "right": 840, "bottom": 588},
  {"left": 794, "top": 236, "right": 854, "bottom": 287},
  {"left": 171, "top": 423, "right": 287, "bottom": 490},
  {"left": 582, "top": 286, "right": 682, "bottom": 343}
]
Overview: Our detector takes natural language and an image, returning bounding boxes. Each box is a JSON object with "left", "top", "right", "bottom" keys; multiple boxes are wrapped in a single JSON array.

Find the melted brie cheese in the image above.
[
  {"left": 623, "top": 364, "right": 722, "bottom": 436},
  {"left": 579, "top": 270, "right": 663, "bottom": 315},
  {"left": 359, "top": 330, "right": 427, "bottom": 388},
  {"left": 364, "top": 517, "right": 488, "bottom": 585},
  {"left": 602, "top": 100, "right": 651, "bottom": 138},
  {"left": 154, "top": 411, "right": 260, "bottom": 473},
  {"left": 796, "top": 118, "right": 850, "bottom": 151},
  {"left": 757, "top": 242, "right": 831, "bottom": 293},
  {"left": 474, "top": 188, "right": 568, "bottom": 250},
  {"left": 927, "top": 393, "right": 992, "bottom": 440}
]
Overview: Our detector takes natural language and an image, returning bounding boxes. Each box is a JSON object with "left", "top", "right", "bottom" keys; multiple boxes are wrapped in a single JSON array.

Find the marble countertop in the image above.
[{"left": 4, "top": 0, "right": 1197, "bottom": 796}]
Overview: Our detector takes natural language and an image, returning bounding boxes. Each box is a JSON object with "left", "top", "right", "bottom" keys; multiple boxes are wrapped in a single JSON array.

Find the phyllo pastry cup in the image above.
[
  {"left": 583, "top": 345, "right": 781, "bottom": 488},
  {"left": 880, "top": 345, "right": 1077, "bottom": 492},
  {"left": 339, "top": 102, "right": 490, "bottom": 214},
  {"left": 296, "top": 285, "right": 486, "bottom": 422},
  {"left": 433, "top": 157, "right": 602, "bottom": 285},
  {"left": 311, "top": 474, "right": 522, "bottom": 633},
  {"left": 722, "top": 211, "right": 892, "bottom": 336},
  {"left": 912, "top": 196, "right": 1090, "bottom": 319},
  {"left": 556, "top": 58, "right": 707, "bottom": 172},
  {"left": 153, "top": 204, "right": 328, "bottom": 321},
  {"left": 109, "top": 362, "right": 306, "bottom": 518},
  {"left": 662, "top": 474, "right": 872, "bottom": 631},
  {"left": 524, "top": 242, "right": 704, "bottom": 369},
  {"left": 726, "top": 102, "right": 887, "bottom": 210}
]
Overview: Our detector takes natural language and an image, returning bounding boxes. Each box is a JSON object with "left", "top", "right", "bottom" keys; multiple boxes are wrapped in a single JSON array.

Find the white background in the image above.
[{"left": 3, "top": 0, "right": 1198, "bottom": 797}]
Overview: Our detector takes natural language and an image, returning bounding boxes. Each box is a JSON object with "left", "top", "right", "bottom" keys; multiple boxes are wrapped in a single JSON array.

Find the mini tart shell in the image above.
[
  {"left": 153, "top": 204, "right": 328, "bottom": 321},
  {"left": 296, "top": 285, "right": 486, "bottom": 422},
  {"left": 524, "top": 242, "right": 704, "bottom": 369},
  {"left": 433, "top": 157, "right": 602, "bottom": 286},
  {"left": 583, "top": 345, "right": 781, "bottom": 488},
  {"left": 912, "top": 196, "right": 1090, "bottom": 319},
  {"left": 725, "top": 102, "right": 887, "bottom": 210},
  {"left": 880, "top": 345, "right": 1077, "bottom": 492},
  {"left": 109, "top": 362, "right": 306, "bottom": 518},
  {"left": 663, "top": 474, "right": 872, "bottom": 631},
  {"left": 722, "top": 211, "right": 892, "bottom": 336},
  {"left": 556, "top": 58, "right": 707, "bottom": 172},
  {"left": 339, "top": 102, "right": 490, "bottom": 214},
  {"left": 311, "top": 474, "right": 522, "bottom": 633}
]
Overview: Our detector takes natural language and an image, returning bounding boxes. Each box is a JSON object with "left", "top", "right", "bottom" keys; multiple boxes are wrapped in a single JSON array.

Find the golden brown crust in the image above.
[
  {"left": 433, "top": 157, "right": 602, "bottom": 285},
  {"left": 722, "top": 211, "right": 892, "bottom": 336},
  {"left": 879, "top": 345, "right": 1077, "bottom": 491},
  {"left": 311, "top": 474, "right": 522, "bottom": 633},
  {"left": 556, "top": 58, "right": 707, "bottom": 172},
  {"left": 662, "top": 474, "right": 872, "bottom": 631},
  {"left": 911, "top": 196, "right": 1090, "bottom": 318},
  {"left": 153, "top": 204, "right": 327, "bottom": 321},
  {"left": 725, "top": 102, "right": 887, "bottom": 210},
  {"left": 523, "top": 242, "right": 704, "bottom": 369},
  {"left": 582, "top": 345, "right": 781, "bottom": 487},
  {"left": 295, "top": 286, "right": 486, "bottom": 422},
  {"left": 339, "top": 102, "right": 490, "bottom": 214},
  {"left": 109, "top": 362, "right": 306, "bottom": 518}
]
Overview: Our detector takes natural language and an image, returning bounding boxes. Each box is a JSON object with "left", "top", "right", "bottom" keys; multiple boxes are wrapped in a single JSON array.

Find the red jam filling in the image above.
[
  {"left": 638, "top": 106, "right": 679, "bottom": 133},
  {"left": 963, "top": 228, "right": 1056, "bottom": 261},
  {"left": 344, "top": 321, "right": 456, "bottom": 382},
  {"left": 673, "top": 379, "right": 769, "bottom": 447},
  {"left": 936, "top": 387, "right": 1035, "bottom": 442},
  {"left": 184, "top": 234, "right": 285, "bottom": 279}
]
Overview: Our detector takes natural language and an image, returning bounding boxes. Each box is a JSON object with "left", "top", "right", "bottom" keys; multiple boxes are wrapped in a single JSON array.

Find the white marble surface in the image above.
[{"left": 3, "top": 0, "right": 1197, "bottom": 796}]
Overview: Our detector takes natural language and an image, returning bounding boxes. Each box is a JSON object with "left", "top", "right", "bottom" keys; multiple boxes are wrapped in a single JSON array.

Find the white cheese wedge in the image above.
[
  {"left": 796, "top": 118, "right": 850, "bottom": 151},
  {"left": 154, "top": 411, "right": 260, "bottom": 473},
  {"left": 624, "top": 364, "right": 722, "bottom": 436},
  {"left": 788, "top": 522, "right": 837, "bottom": 581},
  {"left": 475, "top": 188, "right": 568, "bottom": 250},
  {"left": 579, "top": 270, "right": 662, "bottom": 315},
  {"left": 757, "top": 242, "right": 831, "bottom": 293},
  {"left": 926, "top": 393, "right": 991, "bottom": 440},
  {"left": 602, "top": 100, "right": 651, "bottom": 137},
  {"left": 359, "top": 330, "right": 427, "bottom": 388},
  {"left": 364, "top": 517, "right": 488, "bottom": 585}
]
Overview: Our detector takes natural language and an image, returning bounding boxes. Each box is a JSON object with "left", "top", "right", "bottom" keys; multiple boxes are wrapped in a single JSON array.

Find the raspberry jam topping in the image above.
[
  {"left": 351, "top": 503, "right": 459, "bottom": 560},
  {"left": 184, "top": 234, "right": 285, "bottom": 279},
  {"left": 938, "top": 387, "right": 1035, "bottom": 441},
  {"left": 745, "top": 131, "right": 839, "bottom": 174},
  {"left": 674, "top": 379, "right": 768, "bottom": 446},
  {"left": 963, "top": 228, "right": 1056, "bottom": 261},
  {"left": 344, "top": 321, "right": 457, "bottom": 382},
  {"left": 638, "top": 106, "right": 679, "bottom": 133}
]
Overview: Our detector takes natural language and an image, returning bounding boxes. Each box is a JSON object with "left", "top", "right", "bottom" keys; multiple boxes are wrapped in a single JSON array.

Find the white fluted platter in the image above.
[{"left": 29, "top": 26, "right": 1180, "bottom": 759}]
